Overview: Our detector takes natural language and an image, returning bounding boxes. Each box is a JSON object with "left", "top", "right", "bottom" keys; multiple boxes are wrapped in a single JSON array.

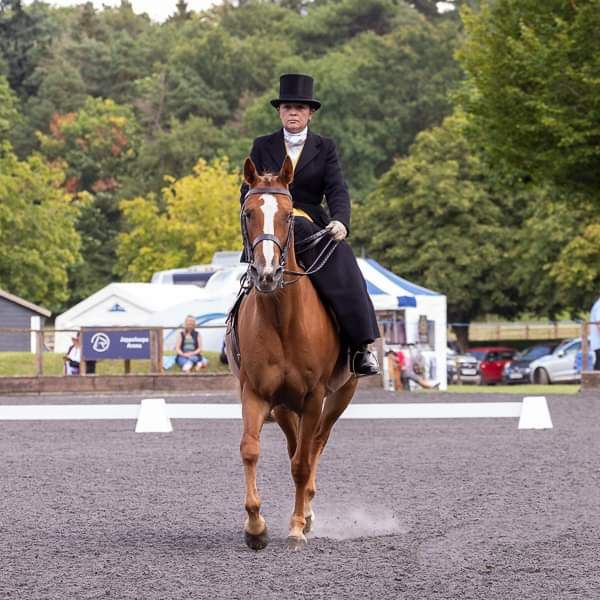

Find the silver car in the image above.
[
  {"left": 529, "top": 338, "right": 586, "bottom": 384},
  {"left": 447, "top": 348, "right": 480, "bottom": 384}
]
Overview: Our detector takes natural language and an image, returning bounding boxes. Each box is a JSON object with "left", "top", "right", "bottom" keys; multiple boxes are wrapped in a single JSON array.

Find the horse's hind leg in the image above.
[
  {"left": 305, "top": 377, "right": 358, "bottom": 531},
  {"left": 240, "top": 385, "right": 272, "bottom": 550},
  {"left": 272, "top": 405, "right": 299, "bottom": 459}
]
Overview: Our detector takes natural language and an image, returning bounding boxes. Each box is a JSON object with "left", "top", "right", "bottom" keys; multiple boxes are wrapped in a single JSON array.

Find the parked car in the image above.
[
  {"left": 529, "top": 338, "right": 588, "bottom": 384},
  {"left": 468, "top": 346, "right": 517, "bottom": 385},
  {"left": 447, "top": 347, "right": 458, "bottom": 384},
  {"left": 456, "top": 354, "right": 481, "bottom": 384},
  {"left": 502, "top": 343, "right": 558, "bottom": 384},
  {"left": 447, "top": 347, "right": 481, "bottom": 384}
]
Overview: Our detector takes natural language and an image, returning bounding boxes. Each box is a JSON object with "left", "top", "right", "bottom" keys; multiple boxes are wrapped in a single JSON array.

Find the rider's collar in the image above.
[{"left": 283, "top": 127, "right": 308, "bottom": 147}]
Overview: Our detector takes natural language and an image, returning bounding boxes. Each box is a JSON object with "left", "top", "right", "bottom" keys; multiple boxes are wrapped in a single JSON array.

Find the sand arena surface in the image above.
[{"left": 1, "top": 390, "right": 599, "bottom": 599}]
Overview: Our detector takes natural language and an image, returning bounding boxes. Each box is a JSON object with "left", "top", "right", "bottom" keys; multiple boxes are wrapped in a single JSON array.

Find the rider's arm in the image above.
[{"left": 322, "top": 138, "right": 351, "bottom": 235}]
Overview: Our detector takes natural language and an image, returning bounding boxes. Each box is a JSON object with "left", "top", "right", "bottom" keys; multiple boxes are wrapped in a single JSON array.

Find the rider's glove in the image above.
[{"left": 325, "top": 220, "right": 347, "bottom": 241}]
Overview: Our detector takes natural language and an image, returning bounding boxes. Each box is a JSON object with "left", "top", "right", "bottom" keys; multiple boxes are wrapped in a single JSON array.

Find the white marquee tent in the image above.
[
  {"left": 54, "top": 283, "right": 209, "bottom": 353},
  {"left": 357, "top": 259, "right": 447, "bottom": 389}
]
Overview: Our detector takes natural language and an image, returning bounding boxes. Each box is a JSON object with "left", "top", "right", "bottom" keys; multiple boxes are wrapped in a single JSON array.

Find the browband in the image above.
[{"left": 244, "top": 187, "right": 292, "bottom": 201}]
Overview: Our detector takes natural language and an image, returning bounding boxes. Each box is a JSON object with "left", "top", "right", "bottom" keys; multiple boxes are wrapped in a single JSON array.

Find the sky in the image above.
[
  {"left": 29, "top": 0, "right": 456, "bottom": 22},
  {"left": 26, "top": 0, "right": 219, "bottom": 23}
]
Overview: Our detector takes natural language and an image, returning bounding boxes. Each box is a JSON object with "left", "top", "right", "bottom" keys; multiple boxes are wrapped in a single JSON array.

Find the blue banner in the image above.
[{"left": 82, "top": 329, "right": 152, "bottom": 360}]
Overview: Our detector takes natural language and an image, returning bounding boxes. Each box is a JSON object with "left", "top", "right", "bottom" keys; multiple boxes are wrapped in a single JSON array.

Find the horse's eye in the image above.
[
  {"left": 243, "top": 210, "right": 251, "bottom": 220},
  {"left": 287, "top": 213, "right": 294, "bottom": 222}
]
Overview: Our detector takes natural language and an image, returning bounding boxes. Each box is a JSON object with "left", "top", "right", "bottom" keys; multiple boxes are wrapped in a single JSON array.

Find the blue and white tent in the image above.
[
  {"left": 144, "top": 258, "right": 447, "bottom": 387},
  {"left": 357, "top": 258, "right": 448, "bottom": 389}
]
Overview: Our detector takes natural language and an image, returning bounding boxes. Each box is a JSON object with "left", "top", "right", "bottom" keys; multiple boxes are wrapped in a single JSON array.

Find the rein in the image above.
[{"left": 242, "top": 186, "right": 340, "bottom": 289}]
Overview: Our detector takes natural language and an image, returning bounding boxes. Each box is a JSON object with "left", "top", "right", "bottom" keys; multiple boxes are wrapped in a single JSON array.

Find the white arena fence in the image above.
[{"left": 0, "top": 397, "right": 553, "bottom": 432}]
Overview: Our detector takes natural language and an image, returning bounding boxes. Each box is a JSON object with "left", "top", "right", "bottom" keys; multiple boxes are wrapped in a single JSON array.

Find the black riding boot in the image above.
[{"left": 351, "top": 344, "right": 380, "bottom": 377}]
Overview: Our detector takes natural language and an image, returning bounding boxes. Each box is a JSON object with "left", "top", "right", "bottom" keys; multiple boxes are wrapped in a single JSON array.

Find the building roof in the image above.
[
  {"left": 0, "top": 288, "right": 51, "bottom": 317},
  {"left": 55, "top": 282, "right": 209, "bottom": 326}
]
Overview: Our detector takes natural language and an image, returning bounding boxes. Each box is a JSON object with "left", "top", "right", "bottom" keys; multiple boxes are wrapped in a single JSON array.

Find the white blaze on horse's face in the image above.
[{"left": 260, "top": 194, "right": 278, "bottom": 272}]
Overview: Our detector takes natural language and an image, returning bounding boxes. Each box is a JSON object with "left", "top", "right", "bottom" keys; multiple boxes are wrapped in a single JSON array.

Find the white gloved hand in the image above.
[{"left": 325, "top": 220, "right": 347, "bottom": 241}]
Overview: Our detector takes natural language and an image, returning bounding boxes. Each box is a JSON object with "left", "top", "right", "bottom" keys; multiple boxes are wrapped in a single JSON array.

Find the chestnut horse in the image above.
[{"left": 226, "top": 155, "right": 358, "bottom": 551}]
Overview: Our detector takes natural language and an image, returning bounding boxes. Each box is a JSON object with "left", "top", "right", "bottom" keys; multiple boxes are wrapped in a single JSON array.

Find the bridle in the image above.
[
  {"left": 241, "top": 186, "right": 340, "bottom": 291},
  {"left": 242, "top": 187, "right": 294, "bottom": 278}
]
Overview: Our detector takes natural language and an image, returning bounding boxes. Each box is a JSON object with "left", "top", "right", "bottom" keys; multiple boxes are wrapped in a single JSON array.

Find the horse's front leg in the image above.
[
  {"left": 240, "top": 384, "right": 271, "bottom": 550},
  {"left": 287, "top": 389, "right": 323, "bottom": 550}
]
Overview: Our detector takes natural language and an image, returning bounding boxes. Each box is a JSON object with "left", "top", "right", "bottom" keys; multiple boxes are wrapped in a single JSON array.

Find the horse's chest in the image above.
[{"left": 246, "top": 360, "right": 320, "bottom": 404}]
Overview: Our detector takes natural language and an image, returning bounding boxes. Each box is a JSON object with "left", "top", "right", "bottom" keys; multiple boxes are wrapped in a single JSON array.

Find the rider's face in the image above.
[{"left": 278, "top": 103, "right": 313, "bottom": 133}]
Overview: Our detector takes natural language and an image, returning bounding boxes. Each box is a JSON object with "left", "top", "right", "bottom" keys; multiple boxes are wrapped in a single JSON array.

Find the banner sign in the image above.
[{"left": 82, "top": 329, "right": 152, "bottom": 360}]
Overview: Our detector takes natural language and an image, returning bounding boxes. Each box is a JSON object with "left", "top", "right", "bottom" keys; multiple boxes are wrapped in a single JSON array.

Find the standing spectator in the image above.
[
  {"left": 590, "top": 295, "right": 600, "bottom": 370},
  {"left": 175, "top": 315, "right": 208, "bottom": 373},
  {"left": 63, "top": 332, "right": 81, "bottom": 375}
]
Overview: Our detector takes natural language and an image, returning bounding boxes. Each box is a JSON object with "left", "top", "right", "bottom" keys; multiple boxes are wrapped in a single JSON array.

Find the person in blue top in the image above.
[
  {"left": 590, "top": 294, "right": 600, "bottom": 370},
  {"left": 175, "top": 315, "right": 207, "bottom": 372}
]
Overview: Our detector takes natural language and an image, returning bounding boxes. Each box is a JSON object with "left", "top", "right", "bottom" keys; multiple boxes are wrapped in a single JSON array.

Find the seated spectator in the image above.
[
  {"left": 175, "top": 316, "right": 208, "bottom": 373},
  {"left": 63, "top": 332, "right": 81, "bottom": 376}
]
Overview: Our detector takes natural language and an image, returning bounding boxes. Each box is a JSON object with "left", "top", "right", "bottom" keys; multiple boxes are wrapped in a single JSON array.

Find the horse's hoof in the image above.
[
  {"left": 287, "top": 535, "right": 307, "bottom": 551},
  {"left": 303, "top": 513, "right": 315, "bottom": 534},
  {"left": 245, "top": 528, "right": 269, "bottom": 551}
]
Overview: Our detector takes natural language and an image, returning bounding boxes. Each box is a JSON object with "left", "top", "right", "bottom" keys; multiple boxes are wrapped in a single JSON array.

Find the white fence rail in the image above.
[{"left": 0, "top": 397, "right": 553, "bottom": 431}]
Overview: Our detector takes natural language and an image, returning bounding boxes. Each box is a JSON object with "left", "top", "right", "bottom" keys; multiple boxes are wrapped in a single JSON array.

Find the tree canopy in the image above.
[
  {"left": 0, "top": 0, "right": 596, "bottom": 323},
  {"left": 116, "top": 159, "right": 242, "bottom": 282},
  {"left": 0, "top": 144, "right": 80, "bottom": 311},
  {"left": 458, "top": 0, "right": 600, "bottom": 195}
]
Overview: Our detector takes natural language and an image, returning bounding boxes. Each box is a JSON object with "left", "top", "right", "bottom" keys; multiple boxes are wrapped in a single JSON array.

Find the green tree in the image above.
[
  {"left": 38, "top": 96, "right": 140, "bottom": 302},
  {"left": 458, "top": 0, "right": 600, "bottom": 194},
  {"left": 291, "top": 0, "right": 398, "bottom": 57},
  {"left": 0, "top": 144, "right": 81, "bottom": 310},
  {"left": 245, "top": 16, "right": 462, "bottom": 194},
  {"left": 116, "top": 159, "right": 242, "bottom": 282},
  {"left": 458, "top": 0, "right": 600, "bottom": 312},
  {"left": 0, "top": 74, "right": 22, "bottom": 142},
  {"left": 0, "top": 0, "right": 52, "bottom": 97},
  {"left": 125, "top": 115, "right": 229, "bottom": 197},
  {"left": 354, "top": 111, "right": 551, "bottom": 348},
  {"left": 38, "top": 96, "right": 139, "bottom": 194}
]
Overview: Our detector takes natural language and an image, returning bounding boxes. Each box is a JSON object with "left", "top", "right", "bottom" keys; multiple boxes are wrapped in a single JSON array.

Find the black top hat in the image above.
[{"left": 271, "top": 73, "right": 321, "bottom": 111}]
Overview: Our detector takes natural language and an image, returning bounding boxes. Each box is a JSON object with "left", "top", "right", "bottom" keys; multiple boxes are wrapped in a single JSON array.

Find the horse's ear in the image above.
[
  {"left": 244, "top": 157, "right": 259, "bottom": 187},
  {"left": 279, "top": 155, "right": 294, "bottom": 187}
]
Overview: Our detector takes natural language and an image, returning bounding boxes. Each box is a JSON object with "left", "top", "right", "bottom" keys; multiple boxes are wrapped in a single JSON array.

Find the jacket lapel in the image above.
[
  {"left": 294, "top": 130, "right": 321, "bottom": 176},
  {"left": 265, "top": 129, "right": 286, "bottom": 172},
  {"left": 264, "top": 128, "right": 321, "bottom": 175}
]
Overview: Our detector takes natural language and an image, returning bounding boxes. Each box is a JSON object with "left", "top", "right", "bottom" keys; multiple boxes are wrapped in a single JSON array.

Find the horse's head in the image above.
[{"left": 242, "top": 156, "right": 294, "bottom": 293}]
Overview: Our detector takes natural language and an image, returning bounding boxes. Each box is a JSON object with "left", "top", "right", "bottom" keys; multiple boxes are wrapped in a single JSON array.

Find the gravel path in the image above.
[{"left": 1, "top": 390, "right": 599, "bottom": 599}]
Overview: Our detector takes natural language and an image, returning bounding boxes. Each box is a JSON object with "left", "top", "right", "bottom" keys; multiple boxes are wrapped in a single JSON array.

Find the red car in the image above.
[{"left": 467, "top": 346, "right": 517, "bottom": 385}]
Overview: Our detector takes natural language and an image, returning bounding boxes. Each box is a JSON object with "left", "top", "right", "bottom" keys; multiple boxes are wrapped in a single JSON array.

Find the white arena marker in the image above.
[
  {"left": 518, "top": 396, "right": 553, "bottom": 430},
  {"left": 135, "top": 398, "right": 172, "bottom": 433}
]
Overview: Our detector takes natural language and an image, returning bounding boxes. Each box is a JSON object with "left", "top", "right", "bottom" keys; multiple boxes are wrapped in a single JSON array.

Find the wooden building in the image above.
[{"left": 0, "top": 289, "right": 51, "bottom": 352}]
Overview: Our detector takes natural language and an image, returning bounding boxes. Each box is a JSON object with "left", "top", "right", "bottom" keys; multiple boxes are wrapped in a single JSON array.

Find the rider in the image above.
[{"left": 240, "top": 73, "right": 380, "bottom": 376}]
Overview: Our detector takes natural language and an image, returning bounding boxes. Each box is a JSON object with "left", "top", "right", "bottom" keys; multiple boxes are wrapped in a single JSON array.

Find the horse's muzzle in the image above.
[{"left": 251, "top": 265, "right": 284, "bottom": 293}]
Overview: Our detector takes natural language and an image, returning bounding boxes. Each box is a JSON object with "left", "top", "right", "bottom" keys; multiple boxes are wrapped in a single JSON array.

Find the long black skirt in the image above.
[{"left": 294, "top": 217, "right": 380, "bottom": 346}]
